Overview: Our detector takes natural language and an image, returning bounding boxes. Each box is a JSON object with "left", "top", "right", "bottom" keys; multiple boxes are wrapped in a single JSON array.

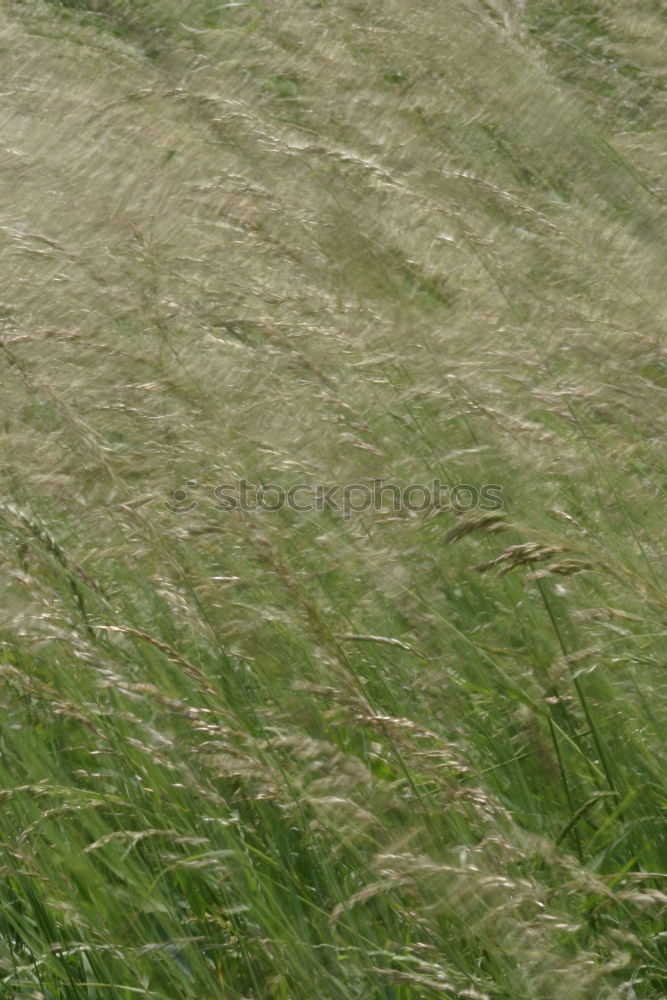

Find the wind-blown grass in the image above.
[{"left": 1, "top": 0, "right": 667, "bottom": 996}]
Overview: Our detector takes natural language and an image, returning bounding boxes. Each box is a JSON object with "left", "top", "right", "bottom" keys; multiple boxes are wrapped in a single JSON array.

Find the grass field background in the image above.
[{"left": 1, "top": 1, "right": 667, "bottom": 996}]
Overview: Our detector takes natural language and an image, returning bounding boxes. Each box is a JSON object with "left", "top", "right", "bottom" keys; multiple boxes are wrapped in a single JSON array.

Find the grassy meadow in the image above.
[{"left": 2, "top": 0, "right": 667, "bottom": 996}]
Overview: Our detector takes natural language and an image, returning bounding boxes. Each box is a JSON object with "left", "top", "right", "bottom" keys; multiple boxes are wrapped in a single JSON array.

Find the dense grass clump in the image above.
[{"left": 1, "top": 0, "right": 667, "bottom": 996}]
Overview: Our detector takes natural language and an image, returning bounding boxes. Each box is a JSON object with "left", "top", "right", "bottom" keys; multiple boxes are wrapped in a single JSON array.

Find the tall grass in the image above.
[{"left": 1, "top": 0, "right": 667, "bottom": 996}]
